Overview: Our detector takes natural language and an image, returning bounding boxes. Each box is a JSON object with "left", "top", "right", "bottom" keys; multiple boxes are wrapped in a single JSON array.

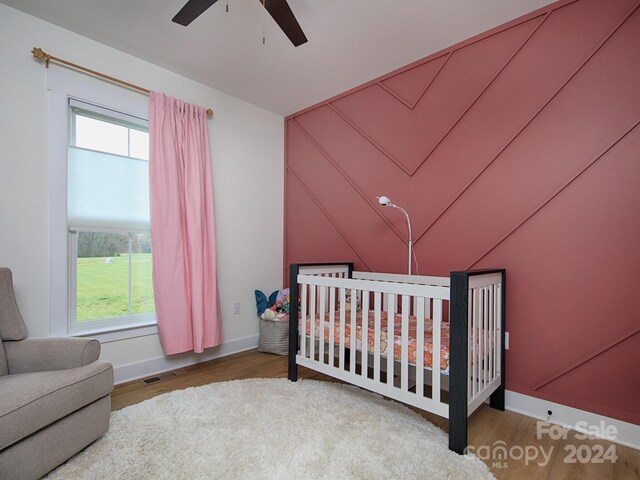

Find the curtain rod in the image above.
[{"left": 31, "top": 47, "right": 214, "bottom": 119}]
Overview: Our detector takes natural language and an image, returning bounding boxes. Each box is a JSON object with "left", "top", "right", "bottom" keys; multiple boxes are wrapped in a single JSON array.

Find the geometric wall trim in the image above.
[
  {"left": 285, "top": 0, "right": 640, "bottom": 425},
  {"left": 379, "top": 53, "right": 449, "bottom": 109},
  {"left": 331, "top": 15, "right": 546, "bottom": 175}
]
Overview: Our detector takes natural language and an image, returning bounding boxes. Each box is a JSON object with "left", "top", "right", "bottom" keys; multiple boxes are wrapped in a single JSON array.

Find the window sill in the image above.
[{"left": 70, "top": 321, "right": 158, "bottom": 344}]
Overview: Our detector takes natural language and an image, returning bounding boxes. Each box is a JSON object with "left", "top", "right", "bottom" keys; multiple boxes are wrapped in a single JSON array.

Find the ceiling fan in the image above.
[{"left": 172, "top": 0, "right": 308, "bottom": 47}]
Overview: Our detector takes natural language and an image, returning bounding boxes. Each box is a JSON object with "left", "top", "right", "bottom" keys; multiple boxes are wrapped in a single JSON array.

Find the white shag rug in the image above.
[{"left": 47, "top": 379, "right": 494, "bottom": 480}]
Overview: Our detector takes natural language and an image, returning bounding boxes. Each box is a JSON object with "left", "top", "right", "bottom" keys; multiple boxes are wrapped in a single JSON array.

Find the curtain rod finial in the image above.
[
  {"left": 206, "top": 108, "right": 214, "bottom": 119},
  {"left": 32, "top": 47, "right": 51, "bottom": 67}
]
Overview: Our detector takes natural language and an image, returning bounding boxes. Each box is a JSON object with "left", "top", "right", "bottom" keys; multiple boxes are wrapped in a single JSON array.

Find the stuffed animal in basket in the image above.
[
  {"left": 255, "top": 288, "right": 290, "bottom": 321},
  {"left": 274, "top": 288, "right": 290, "bottom": 313},
  {"left": 260, "top": 309, "right": 277, "bottom": 321}
]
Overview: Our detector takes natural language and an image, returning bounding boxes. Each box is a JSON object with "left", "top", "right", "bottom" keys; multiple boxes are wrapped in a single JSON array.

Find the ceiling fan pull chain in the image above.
[{"left": 262, "top": 0, "right": 267, "bottom": 45}]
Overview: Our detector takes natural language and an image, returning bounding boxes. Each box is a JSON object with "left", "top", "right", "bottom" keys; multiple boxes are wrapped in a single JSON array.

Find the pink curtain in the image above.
[{"left": 149, "top": 92, "right": 222, "bottom": 355}]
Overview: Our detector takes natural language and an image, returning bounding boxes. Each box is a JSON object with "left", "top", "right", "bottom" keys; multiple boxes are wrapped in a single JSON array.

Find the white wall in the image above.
[{"left": 0, "top": 4, "right": 284, "bottom": 377}]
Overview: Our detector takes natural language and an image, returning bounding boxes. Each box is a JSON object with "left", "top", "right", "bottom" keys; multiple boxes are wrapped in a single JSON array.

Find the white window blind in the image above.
[
  {"left": 67, "top": 146, "right": 150, "bottom": 231},
  {"left": 67, "top": 98, "right": 150, "bottom": 232}
]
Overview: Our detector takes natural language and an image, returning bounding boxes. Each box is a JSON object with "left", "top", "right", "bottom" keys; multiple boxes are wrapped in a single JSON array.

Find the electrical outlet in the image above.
[
  {"left": 233, "top": 303, "right": 240, "bottom": 315},
  {"left": 505, "top": 332, "right": 510, "bottom": 350}
]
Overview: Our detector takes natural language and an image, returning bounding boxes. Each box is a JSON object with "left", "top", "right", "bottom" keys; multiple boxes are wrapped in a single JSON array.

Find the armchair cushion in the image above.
[
  {"left": 4, "top": 337, "right": 101, "bottom": 375},
  {"left": 0, "top": 268, "right": 28, "bottom": 342},
  {"left": 0, "top": 360, "right": 113, "bottom": 450}
]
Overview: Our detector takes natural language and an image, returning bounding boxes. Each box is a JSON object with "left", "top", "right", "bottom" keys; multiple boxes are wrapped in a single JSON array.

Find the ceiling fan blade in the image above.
[
  {"left": 173, "top": 0, "right": 220, "bottom": 26},
  {"left": 260, "top": 0, "right": 308, "bottom": 47}
]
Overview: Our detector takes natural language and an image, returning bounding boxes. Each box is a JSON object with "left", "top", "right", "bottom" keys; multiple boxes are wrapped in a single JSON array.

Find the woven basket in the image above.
[{"left": 258, "top": 316, "right": 289, "bottom": 356}]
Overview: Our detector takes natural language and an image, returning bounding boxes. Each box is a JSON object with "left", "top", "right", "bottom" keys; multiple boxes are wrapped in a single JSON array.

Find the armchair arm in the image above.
[{"left": 4, "top": 337, "right": 101, "bottom": 374}]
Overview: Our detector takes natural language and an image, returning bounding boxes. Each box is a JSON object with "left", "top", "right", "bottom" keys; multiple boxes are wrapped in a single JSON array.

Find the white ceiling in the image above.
[{"left": 2, "top": 0, "right": 556, "bottom": 115}]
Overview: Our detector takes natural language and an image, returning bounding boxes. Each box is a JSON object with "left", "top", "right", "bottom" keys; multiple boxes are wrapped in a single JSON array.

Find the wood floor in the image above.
[{"left": 112, "top": 349, "right": 639, "bottom": 480}]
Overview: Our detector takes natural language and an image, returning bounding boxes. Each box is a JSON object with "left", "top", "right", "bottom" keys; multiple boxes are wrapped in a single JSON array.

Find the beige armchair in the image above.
[{"left": 0, "top": 268, "right": 113, "bottom": 479}]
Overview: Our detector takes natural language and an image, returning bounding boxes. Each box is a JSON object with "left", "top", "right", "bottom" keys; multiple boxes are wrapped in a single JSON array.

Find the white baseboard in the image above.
[
  {"left": 112, "top": 334, "right": 259, "bottom": 385},
  {"left": 505, "top": 390, "right": 639, "bottom": 450}
]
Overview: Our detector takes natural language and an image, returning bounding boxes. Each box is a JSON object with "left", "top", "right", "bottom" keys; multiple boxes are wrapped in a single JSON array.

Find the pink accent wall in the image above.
[{"left": 284, "top": 0, "right": 640, "bottom": 425}]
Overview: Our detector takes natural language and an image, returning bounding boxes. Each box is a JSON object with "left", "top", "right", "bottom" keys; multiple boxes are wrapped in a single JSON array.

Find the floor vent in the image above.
[{"left": 142, "top": 372, "right": 177, "bottom": 385}]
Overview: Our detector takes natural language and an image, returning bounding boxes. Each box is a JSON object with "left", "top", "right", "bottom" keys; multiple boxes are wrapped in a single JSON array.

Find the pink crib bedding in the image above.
[{"left": 300, "top": 309, "right": 450, "bottom": 372}]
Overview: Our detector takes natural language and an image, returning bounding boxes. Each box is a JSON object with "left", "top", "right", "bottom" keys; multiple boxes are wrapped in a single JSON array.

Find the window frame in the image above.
[{"left": 48, "top": 66, "right": 157, "bottom": 343}]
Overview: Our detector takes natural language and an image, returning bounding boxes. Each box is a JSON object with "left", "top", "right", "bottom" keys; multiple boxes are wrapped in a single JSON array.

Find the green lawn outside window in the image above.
[{"left": 76, "top": 253, "right": 154, "bottom": 321}]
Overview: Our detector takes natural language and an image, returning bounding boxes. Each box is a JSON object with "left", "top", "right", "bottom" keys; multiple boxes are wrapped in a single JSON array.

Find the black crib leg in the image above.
[
  {"left": 449, "top": 405, "right": 468, "bottom": 455},
  {"left": 449, "top": 346, "right": 468, "bottom": 454},
  {"left": 449, "top": 272, "right": 470, "bottom": 454},
  {"left": 288, "top": 351, "right": 298, "bottom": 381},
  {"left": 490, "top": 384, "right": 505, "bottom": 411}
]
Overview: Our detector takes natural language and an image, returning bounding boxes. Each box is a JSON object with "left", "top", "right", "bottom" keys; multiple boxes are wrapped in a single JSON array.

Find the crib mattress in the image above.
[{"left": 300, "top": 309, "right": 450, "bottom": 372}]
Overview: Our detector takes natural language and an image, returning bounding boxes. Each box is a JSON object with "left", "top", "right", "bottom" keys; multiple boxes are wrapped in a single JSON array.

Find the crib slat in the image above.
[
  {"left": 432, "top": 298, "right": 442, "bottom": 403},
  {"left": 416, "top": 297, "right": 425, "bottom": 398},
  {"left": 374, "top": 291, "right": 382, "bottom": 382},
  {"left": 339, "top": 288, "right": 346, "bottom": 370},
  {"left": 486, "top": 287, "right": 490, "bottom": 389},
  {"left": 350, "top": 289, "right": 357, "bottom": 373},
  {"left": 383, "top": 293, "right": 398, "bottom": 314},
  {"left": 329, "top": 286, "right": 336, "bottom": 368},
  {"left": 476, "top": 288, "right": 482, "bottom": 395},
  {"left": 387, "top": 294, "right": 395, "bottom": 386},
  {"left": 493, "top": 285, "right": 501, "bottom": 378},
  {"left": 472, "top": 287, "right": 478, "bottom": 399},
  {"left": 476, "top": 287, "right": 482, "bottom": 397},
  {"left": 310, "top": 285, "right": 316, "bottom": 361},
  {"left": 323, "top": 277, "right": 329, "bottom": 311},
  {"left": 467, "top": 290, "right": 472, "bottom": 402},
  {"left": 361, "top": 290, "right": 369, "bottom": 378},
  {"left": 496, "top": 284, "right": 502, "bottom": 376},
  {"left": 319, "top": 286, "right": 326, "bottom": 365},
  {"left": 489, "top": 285, "right": 495, "bottom": 382},
  {"left": 301, "top": 284, "right": 307, "bottom": 360},
  {"left": 479, "top": 287, "right": 485, "bottom": 391},
  {"left": 484, "top": 287, "right": 489, "bottom": 388},
  {"left": 401, "top": 295, "right": 409, "bottom": 391}
]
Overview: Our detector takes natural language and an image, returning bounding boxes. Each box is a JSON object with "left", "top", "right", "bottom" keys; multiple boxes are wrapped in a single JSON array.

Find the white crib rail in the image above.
[
  {"left": 296, "top": 273, "right": 451, "bottom": 417},
  {"left": 299, "top": 264, "right": 350, "bottom": 277},
  {"left": 352, "top": 270, "right": 450, "bottom": 287}
]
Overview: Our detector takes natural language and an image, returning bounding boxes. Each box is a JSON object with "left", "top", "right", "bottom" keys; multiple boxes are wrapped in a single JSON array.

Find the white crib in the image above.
[{"left": 287, "top": 262, "right": 506, "bottom": 454}]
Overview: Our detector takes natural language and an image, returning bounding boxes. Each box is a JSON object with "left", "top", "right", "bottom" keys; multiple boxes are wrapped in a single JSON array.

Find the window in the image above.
[{"left": 66, "top": 99, "right": 155, "bottom": 335}]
